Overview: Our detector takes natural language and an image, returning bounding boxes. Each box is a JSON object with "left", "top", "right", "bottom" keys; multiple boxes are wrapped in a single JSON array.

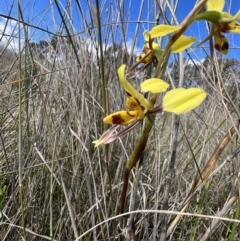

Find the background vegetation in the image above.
[{"left": 0, "top": 0, "right": 240, "bottom": 240}]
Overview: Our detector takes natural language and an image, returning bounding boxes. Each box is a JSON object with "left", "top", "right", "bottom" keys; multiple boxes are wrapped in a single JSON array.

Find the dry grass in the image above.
[{"left": 0, "top": 0, "right": 240, "bottom": 240}]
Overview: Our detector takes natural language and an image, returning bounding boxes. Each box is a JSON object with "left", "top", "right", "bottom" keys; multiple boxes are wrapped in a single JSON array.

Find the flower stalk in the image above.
[{"left": 119, "top": 0, "right": 209, "bottom": 216}]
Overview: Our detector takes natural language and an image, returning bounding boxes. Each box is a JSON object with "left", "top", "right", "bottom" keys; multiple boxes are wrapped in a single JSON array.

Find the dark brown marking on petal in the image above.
[
  {"left": 128, "top": 102, "right": 138, "bottom": 109},
  {"left": 219, "top": 22, "right": 232, "bottom": 33},
  {"left": 112, "top": 114, "right": 125, "bottom": 125},
  {"left": 221, "top": 42, "right": 229, "bottom": 52},
  {"left": 133, "top": 98, "right": 146, "bottom": 112},
  {"left": 133, "top": 97, "right": 146, "bottom": 111},
  {"left": 134, "top": 97, "right": 141, "bottom": 105},
  {"left": 126, "top": 111, "right": 136, "bottom": 118}
]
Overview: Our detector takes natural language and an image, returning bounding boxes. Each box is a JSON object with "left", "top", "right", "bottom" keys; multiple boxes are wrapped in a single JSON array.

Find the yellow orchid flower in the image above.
[
  {"left": 93, "top": 66, "right": 207, "bottom": 146},
  {"left": 102, "top": 65, "right": 169, "bottom": 126},
  {"left": 94, "top": 86, "right": 207, "bottom": 146},
  {"left": 195, "top": 0, "right": 240, "bottom": 54},
  {"left": 93, "top": 65, "right": 171, "bottom": 146},
  {"left": 135, "top": 30, "right": 162, "bottom": 64},
  {"left": 136, "top": 25, "right": 196, "bottom": 64}
]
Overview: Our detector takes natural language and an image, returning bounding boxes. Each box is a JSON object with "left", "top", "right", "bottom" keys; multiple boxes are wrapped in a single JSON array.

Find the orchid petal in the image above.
[
  {"left": 136, "top": 52, "right": 154, "bottom": 63},
  {"left": 222, "top": 10, "right": 240, "bottom": 22},
  {"left": 143, "top": 31, "right": 150, "bottom": 42},
  {"left": 141, "top": 78, "right": 169, "bottom": 93},
  {"left": 150, "top": 25, "right": 180, "bottom": 39},
  {"left": 214, "top": 31, "right": 228, "bottom": 54},
  {"left": 163, "top": 88, "right": 207, "bottom": 114},
  {"left": 103, "top": 109, "right": 144, "bottom": 125},
  {"left": 206, "top": 0, "right": 224, "bottom": 12},
  {"left": 118, "top": 65, "right": 152, "bottom": 111},
  {"left": 126, "top": 96, "right": 141, "bottom": 110},
  {"left": 103, "top": 121, "right": 141, "bottom": 144},
  {"left": 152, "top": 42, "right": 161, "bottom": 50},
  {"left": 229, "top": 27, "right": 240, "bottom": 34},
  {"left": 231, "top": 10, "right": 240, "bottom": 21},
  {"left": 171, "top": 35, "right": 196, "bottom": 53},
  {"left": 220, "top": 11, "right": 240, "bottom": 34},
  {"left": 221, "top": 11, "right": 233, "bottom": 20},
  {"left": 93, "top": 125, "right": 119, "bottom": 147},
  {"left": 136, "top": 53, "right": 146, "bottom": 63}
]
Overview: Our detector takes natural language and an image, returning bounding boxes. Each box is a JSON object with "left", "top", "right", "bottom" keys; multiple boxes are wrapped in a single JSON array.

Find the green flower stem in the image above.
[
  {"left": 126, "top": 118, "right": 153, "bottom": 171},
  {"left": 120, "top": 117, "right": 153, "bottom": 214}
]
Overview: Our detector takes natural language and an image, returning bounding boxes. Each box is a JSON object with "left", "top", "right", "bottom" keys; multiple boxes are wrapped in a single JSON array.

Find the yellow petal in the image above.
[
  {"left": 136, "top": 51, "right": 153, "bottom": 63},
  {"left": 231, "top": 10, "right": 240, "bottom": 21},
  {"left": 222, "top": 10, "right": 240, "bottom": 22},
  {"left": 214, "top": 31, "right": 228, "bottom": 54},
  {"left": 136, "top": 53, "right": 144, "bottom": 63},
  {"left": 92, "top": 139, "right": 103, "bottom": 147},
  {"left": 143, "top": 31, "right": 150, "bottom": 42},
  {"left": 143, "top": 31, "right": 161, "bottom": 50},
  {"left": 141, "top": 78, "right": 169, "bottom": 93},
  {"left": 221, "top": 11, "right": 233, "bottom": 20},
  {"left": 220, "top": 11, "right": 240, "bottom": 33},
  {"left": 171, "top": 35, "right": 196, "bottom": 53},
  {"left": 118, "top": 65, "right": 152, "bottom": 112},
  {"left": 149, "top": 25, "right": 180, "bottom": 39},
  {"left": 229, "top": 26, "right": 240, "bottom": 34},
  {"left": 206, "top": 0, "right": 224, "bottom": 12},
  {"left": 136, "top": 53, "right": 149, "bottom": 63},
  {"left": 103, "top": 110, "right": 143, "bottom": 125},
  {"left": 126, "top": 96, "right": 140, "bottom": 110},
  {"left": 152, "top": 42, "right": 160, "bottom": 50},
  {"left": 163, "top": 88, "right": 206, "bottom": 114}
]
